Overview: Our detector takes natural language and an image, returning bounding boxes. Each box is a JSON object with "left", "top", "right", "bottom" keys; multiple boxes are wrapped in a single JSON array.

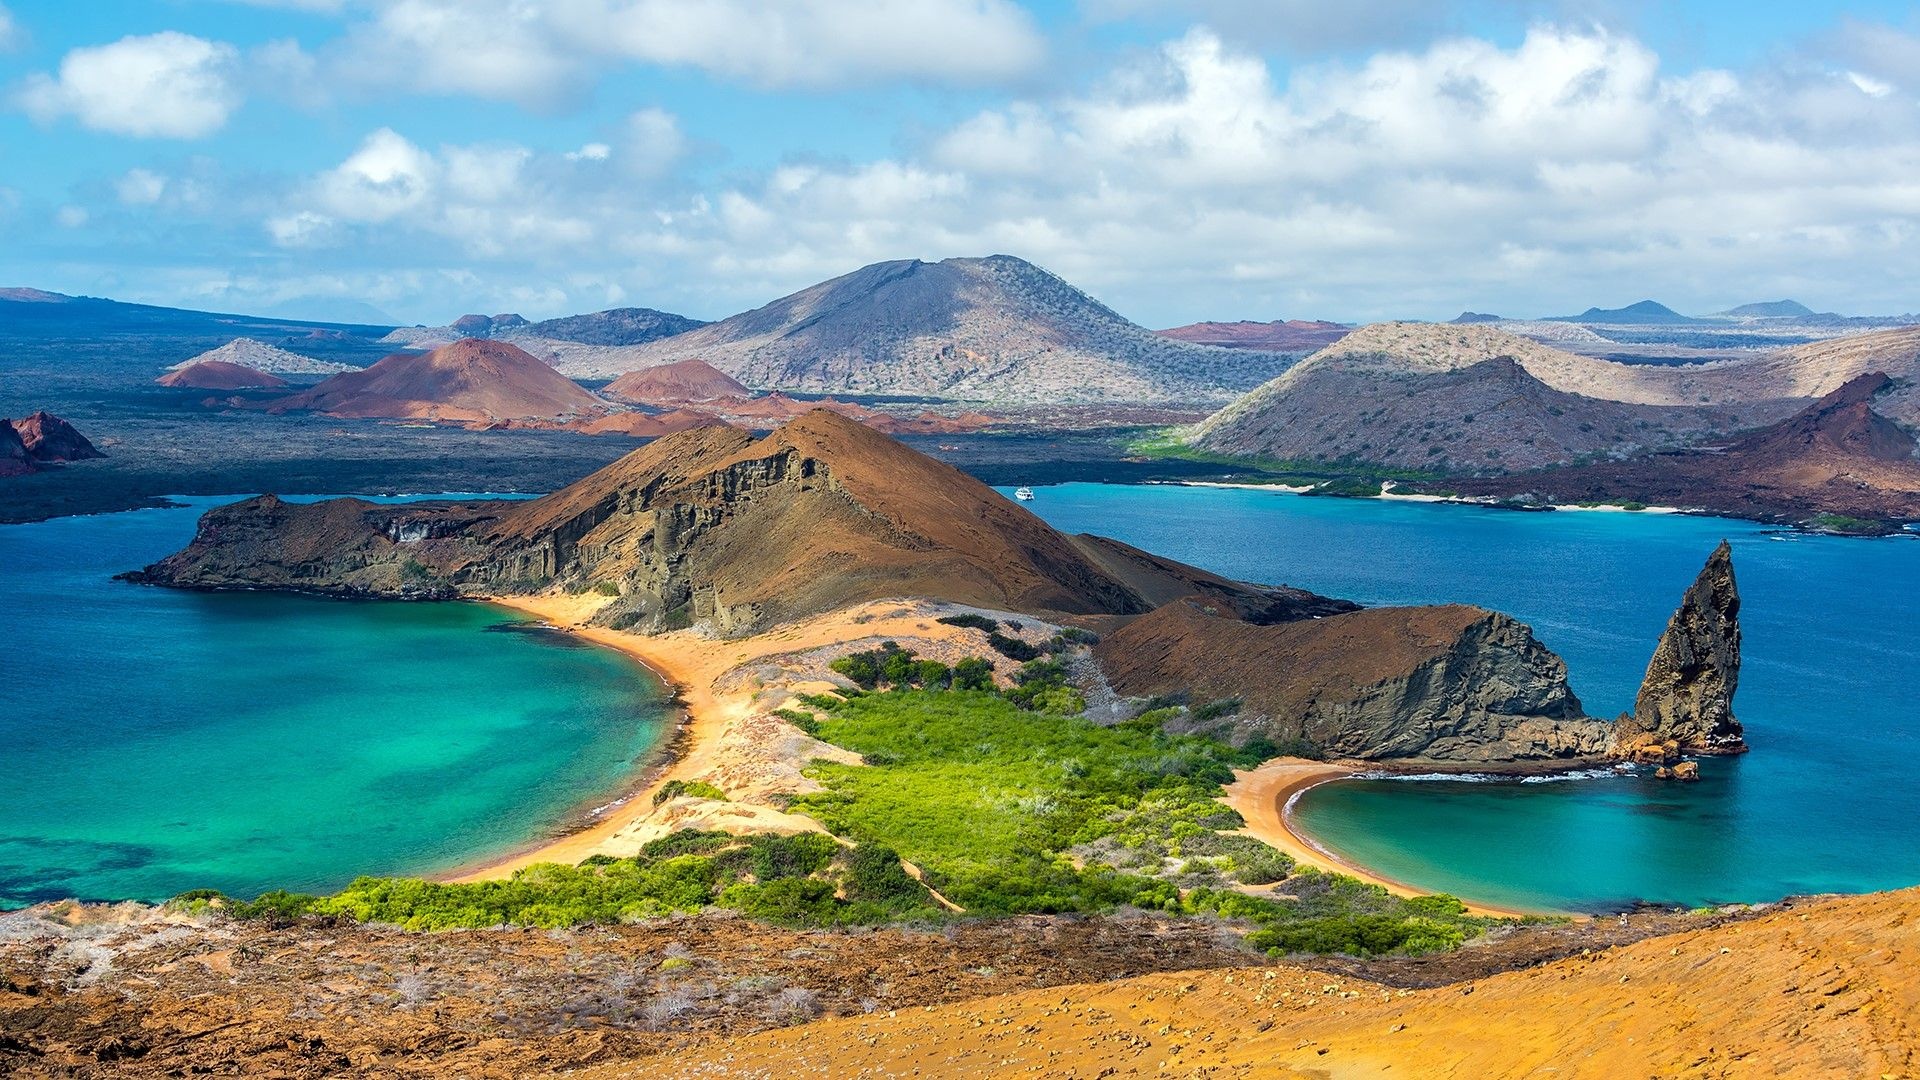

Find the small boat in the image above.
[{"left": 1014, "top": 486, "right": 1035, "bottom": 501}]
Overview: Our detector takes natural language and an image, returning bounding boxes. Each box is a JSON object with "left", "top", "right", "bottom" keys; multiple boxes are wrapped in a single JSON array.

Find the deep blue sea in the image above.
[
  {"left": 1009, "top": 483, "right": 1920, "bottom": 913},
  {"left": 0, "top": 496, "right": 670, "bottom": 907}
]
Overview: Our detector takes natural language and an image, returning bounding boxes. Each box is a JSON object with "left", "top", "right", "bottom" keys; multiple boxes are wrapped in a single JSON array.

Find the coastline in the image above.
[
  {"left": 445, "top": 595, "right": 1026, "bottom": 882},
  {"left": 451, "top": 596, "right": 1559, "bottom": 921},
  {"left": 445, "top": 594, "right": 729, "bottom": 881},
  {"left": 1223, "top": 759, "right": 1558, "bottom": 920}
]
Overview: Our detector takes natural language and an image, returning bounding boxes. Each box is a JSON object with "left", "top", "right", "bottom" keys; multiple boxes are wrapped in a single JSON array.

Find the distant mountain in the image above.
[
  {"left": 1549, "top": 300, "right": 1704, "bottom": 325},
  {"left": 0, "top": 290, "right": 394, "bottom": 338},
  {"left": 577, "top": 256, "right": 1299, "bottom": 404},
  {"left": 603, "top": 359, "right": 750, "bottom": 405},
  {"left": 516, "top": 307, "right": 708, "bottom": 347},
  {"left": 158, "top": 360, "right": 288, "bottom": 390},
  {"left": 1451, "top": 373, "right": 1920, "bottom": 528},
  {"left": 169, "top": 338, "right": 358, "bottom": 376},
  {"left": 1451, "top": 312, "right": 1503, "bottom": 324},
  {"left": 1188, "top": 323, "right": 1763, "bottom": 472},
  {"left": 273, "top": 339, "right": 606, "bottom": 423},
  {"left": 1154, "top": 319, "right": 1349, "bottom": 352},
  {"left": 1718, "top": 300, "right": 1817, "bottom": 319}
]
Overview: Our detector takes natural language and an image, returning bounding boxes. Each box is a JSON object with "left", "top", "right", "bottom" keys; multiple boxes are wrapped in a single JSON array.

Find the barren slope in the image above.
[
  {"left": 272, "top": 339, "right": 606, "bottom": 422},
  {"left": 131, "top": 410, "right": 1345, "bottom": 634},
  {"left": 612, "top": 885, "right": 1920, "bottom": 1080},
  {"left": 1450, "top": 372, "right": 1920, "bottom": 526},
  {"left": 603, "top": 359, "right": 750, "bottom": 404},
  {"left": 156, "top": 359, "right": 288, "bottom": 390},
  {"left": 1094, "top": 596, "right": 1607, "bottom": 761},
  {"left": 555, "top": 256, "right": 1297, "bottom": 404},
  {"left": 1191, "top": 324, "right": 1781, "bottom": 470}
]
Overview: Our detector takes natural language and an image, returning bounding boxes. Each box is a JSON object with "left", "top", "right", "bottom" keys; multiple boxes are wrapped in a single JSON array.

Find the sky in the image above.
[{"left": 0, "top": 1, "right": 1917, "bottom": 327}]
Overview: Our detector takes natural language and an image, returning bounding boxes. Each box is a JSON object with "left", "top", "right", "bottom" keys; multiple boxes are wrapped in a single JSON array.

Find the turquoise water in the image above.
[
  {"left": 1010, "top": 483, "right": 1920, "bottom": 913},
  {"left": 0, "top": 497, "right": 670, "bottom": 907}
]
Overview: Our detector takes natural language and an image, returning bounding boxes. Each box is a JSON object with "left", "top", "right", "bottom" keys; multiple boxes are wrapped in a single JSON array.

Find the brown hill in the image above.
[
  {"left": 615, "top": 885, "right": 1920, "bottom": 1080},
  {"left": 1094, "top": 596, "right": 1610, "bottom": 762},
  {"left": 603, "top": 359, "right": 749, "bottom": 405},
  {"left": 156, "top": 359, "right": 289, "bottom": 390},
  {"left": 1156, "top": 319, "right": 1350, "bottom": 351},
  {"left": 131, "top": 410, "right": 1347, "bottom": 634},
  {"left": 1, "top": 411, "right": 104, "bottom": 477},
  {"left": 1450, "top": 372, "right": 1920, "bottom": 527},
  {"left": 272, "top": 339, "right": 606, "bottom": 423},
  {"left": 1191, "top": 323, "right": 1766, "bottom": 471}
]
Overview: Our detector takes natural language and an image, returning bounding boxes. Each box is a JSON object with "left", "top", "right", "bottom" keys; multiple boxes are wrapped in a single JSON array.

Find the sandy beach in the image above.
[
  {"left": 1223, "top": 758, "right": 1547, "bottom": 920},
  {"left": 454, "top": 596, "right": 1549, "bottom": 921},
  {"left": 448, "top": 595, "right": 1045, "bottom": 882}
]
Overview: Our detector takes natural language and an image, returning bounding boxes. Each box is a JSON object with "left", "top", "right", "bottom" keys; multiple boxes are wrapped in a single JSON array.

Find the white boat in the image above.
[{"left": 1013, "top": 486, "right": 1035, "bottom": 501}]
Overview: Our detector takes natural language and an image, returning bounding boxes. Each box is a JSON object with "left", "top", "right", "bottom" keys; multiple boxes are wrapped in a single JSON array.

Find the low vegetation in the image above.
[
  {"left": 171, "top": 831, "right": 941, "bottom": 931},
  {"left": 1127, "top": 428, "right": 1454, "bottom": 493},
  {"left": 180, "top": 649, "right": 1493, "bottom": 958}
]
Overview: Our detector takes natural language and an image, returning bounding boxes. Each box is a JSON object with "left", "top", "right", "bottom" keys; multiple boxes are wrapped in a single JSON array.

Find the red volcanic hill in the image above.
[
  {"left": 603, "top": 359, "right": 750, "bottom": 405},
  {"left": 2, "top": 411, "right": 104, "bottom": 476},
  {"left": 157, "top": 360, "right": 290, "bottom": 390},
  {"left": 274, "top": 339, "right": 605, "bottom": 423},
  {"left": 1452, "top": 372, "right": 1920, "bottom": 526},
  {"left": 1156, "top": 320, "right": 1351, "bottom": 352}
]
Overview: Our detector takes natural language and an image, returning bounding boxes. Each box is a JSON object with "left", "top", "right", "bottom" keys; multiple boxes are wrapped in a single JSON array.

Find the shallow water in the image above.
[
  {"left": 0, "top": 497, "right": 670, "bottom": 906},
  {"left": 1010, "top": 483, "right": 1920, "bottom": 912}
]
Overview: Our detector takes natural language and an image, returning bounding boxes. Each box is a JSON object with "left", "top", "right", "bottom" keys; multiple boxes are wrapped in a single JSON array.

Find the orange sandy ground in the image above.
[{"left": 577, "top": 885, "right": 1920, "bottom": 1080}]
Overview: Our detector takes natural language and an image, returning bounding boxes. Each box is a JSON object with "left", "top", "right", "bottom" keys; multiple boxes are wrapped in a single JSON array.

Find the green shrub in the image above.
[
  {"left": 1192, "top": 698, "right": 1243, "bottom": 723},
  {"left": 951, "top": 657, "right": 996, "bottom": 691},
  {"left": 594, "top": 581, "right": 622, "bottom": 597},
  {"left": 985, "top": 632, "right": 1040, "bottom": 661},
  {"left": 748, "top": 832, "right": 840, "bottom": 881},
  {"left": 653, "top": 779, "right": 728, "bottom": 805},
  {"left": 937, "top": 613, "right": 999, "bottom": 632},
  {"left": 773, "top": 707, "right": 821, "bottom": 735}
]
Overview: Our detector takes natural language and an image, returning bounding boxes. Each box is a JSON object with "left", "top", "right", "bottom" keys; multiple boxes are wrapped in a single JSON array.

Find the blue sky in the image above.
[{"left": 1, "top": 1, "right": 1917, "bottom": 325}]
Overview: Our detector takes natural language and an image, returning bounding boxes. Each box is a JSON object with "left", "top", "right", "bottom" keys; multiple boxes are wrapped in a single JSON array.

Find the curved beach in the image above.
[{"left": 1223, "top": 759, "right": 1548, "bottom": 920}]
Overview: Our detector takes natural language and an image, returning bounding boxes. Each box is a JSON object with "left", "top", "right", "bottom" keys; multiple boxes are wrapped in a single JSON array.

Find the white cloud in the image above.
[
  {"left": 0, "top": 5, "right": 18, "bottom": 51},
  {"left": 17, "top": 32, "right": 241, "bottom": 138},
  {"left": 314, "top": 127, "right": 438, "bottom": 223},
  {"left": 89, "top": 22, "right": 1920, "bottom": 324},
  {"left": 55, "top": 205, "right": 88, "bottom": 228},
  {"left": 116, "top": 168, "right": 169, "bottom": 205},
  {"left": 320, "top": 0, "right": 1044, "bottom": 105}
]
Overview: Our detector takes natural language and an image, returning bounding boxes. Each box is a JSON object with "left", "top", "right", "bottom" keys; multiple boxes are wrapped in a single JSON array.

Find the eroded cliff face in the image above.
[
  {"left": 126, "top": 412, "right": 1341, "bottom": 639},
  {"left": 1094, "top": 598, "right": 1613, "bottom": 763},
  {"left": 1619, "top": 541, "right": 1745, "bottom": 754}
]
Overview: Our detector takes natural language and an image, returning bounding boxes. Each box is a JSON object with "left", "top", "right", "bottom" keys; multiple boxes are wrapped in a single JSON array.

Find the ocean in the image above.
[
  {"left": 0, "top": 496, "right": 670, "bottom": 907},
  {"left": 1010, "top": 483, "right": 1920, "bottom": 913}
]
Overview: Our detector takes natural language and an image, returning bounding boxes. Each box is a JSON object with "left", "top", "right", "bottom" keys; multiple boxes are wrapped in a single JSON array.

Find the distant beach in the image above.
[{"left": 1223, "top": 760, "right": 1547, "bottom": 920}]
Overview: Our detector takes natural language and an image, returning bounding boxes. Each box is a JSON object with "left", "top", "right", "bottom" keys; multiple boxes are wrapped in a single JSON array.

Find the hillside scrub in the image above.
[
  {"left": 185, "top": 672, "right": 1493, "bottom": 957},
  {"left": 790, "top": 687, "right": 1489, "bottom": 954}
]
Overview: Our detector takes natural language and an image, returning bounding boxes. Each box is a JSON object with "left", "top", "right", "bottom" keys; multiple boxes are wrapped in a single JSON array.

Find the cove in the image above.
[
  {"left": 1010, "top": 482, "right": 1920, "bottom": 913},
  {"left": 0, "top": 496, "right": 671, "bottom": 907}
]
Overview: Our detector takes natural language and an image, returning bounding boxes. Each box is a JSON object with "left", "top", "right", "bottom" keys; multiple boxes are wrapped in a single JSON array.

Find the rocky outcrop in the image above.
[
  {"left": 1, "top": 411, "right": 105, "bottom": 474},
  {"left": 129, "top": 411, "right": 1339, "bottom": 637},
  {"left": 1620, "top": 541, "right": 1744, "bottom": 754},
  {"left": 1094, "top": 597, "right": 1609, "bottom": 763}
]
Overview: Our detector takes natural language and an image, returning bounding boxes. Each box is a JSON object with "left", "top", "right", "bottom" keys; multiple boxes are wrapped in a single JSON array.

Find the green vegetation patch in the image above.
[
  {"left": 180, "top": 660, "right": 1501, "bottom": 958},
  {"left": 170, "top": 831, "right": 941, "bottom": 931},
  {"left": 788, "top": 688, "right": 1491, "bottom": 955}
]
